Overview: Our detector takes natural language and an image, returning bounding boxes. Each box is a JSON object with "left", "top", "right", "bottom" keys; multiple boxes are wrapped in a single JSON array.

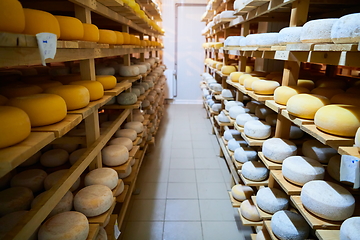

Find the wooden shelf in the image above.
[
  {"left": 271, "top": 170, "right": 302, "bottom": 195},
  {"left": 251, "top": 196, "right": 273, "bottom": 220},
  {"left": 214, "top": 115, "right": 234, "bottom": 127},
  {"left": 68, "top": 95, "right": 113, "bottom": 119},
  {"left": 281, "top": 110, "right": 314, "bottom": 126},
  {"left": 228, "top": 192, "right": 242, "bottom": 208},
  {"left": 234, "top": 122, "right": 245, "bottom": 132},
  {"left": 250, "top": 234, "right": 257, "bottom": 240},
  {"left": 258, "top": 152, "right": 282, "bottom": 170},
  {"left": 238, "top": 208, "right": 263, "bottom": 226},
  {"left": 129, "top": 146, "right": 140, "bottom": 158},
  {"left": 102, "top": 101, "right": 141, "bottom": 110},
  {"left": 104, "top": 214, "right": 119, "bottom": 240},
  {"left": 241, "top": 132, "right": 270, "bottom": 147},
  {"left": 87, "top": 224, "right": 100, "bottom": 240},
  {"left": 264, "top": 220, "right": 279, "bottom": 240},
  {"left": 265, "top": 100, "right": 286, "bottom": 114},
  {"left": 104, "top": 81, "right": 132, "bottom": 96},
  {"left": 338, "top": 146, "right": 360, "bottom": 158},
  {"left": 112, "top": 179, "right": 124, "bottom": 197},
  {"left": 231, "top": 155, "right": 244, "bottom": 170},
  {"left": 214, "top": 94, "right": 234, "bottom": 101},
  {"left": 116, "top": 185, "right": 129, "bottom": 203},
  {"left": 88, "top": 199, "right": 116, "bottom": 226},
  {"left": 247, "top": 91, "right": 274, "bottom": 102},
  {"left": 239, "top": 170, "right": 269, "bottom": 187},
  {"left": 226, "top": 79, "right": 249, "bottom": 94},
  {"left": 316, "top": 230, "right": 340, "bottom": 240}
]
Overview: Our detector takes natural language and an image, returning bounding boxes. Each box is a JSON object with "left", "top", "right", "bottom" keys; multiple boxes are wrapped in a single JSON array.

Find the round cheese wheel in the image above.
[
  {"left": 38, "top": 211, "right": 89, "bottom": 240},
  {"left": 297, "top": 79, "right": 315, "bottom": 90},
  {"left": 302, "top": 139, "right": 337, "bottom": 163},
  {"left": 118, "top": 165, "right": 132, "bottom": 178},
  {"left": 69, "top": 81, "right": 104, "bottom": 101},
  {"left": 229, "top": 72, "right": 244, "bottom": 82},
  {"left": 108, "top": 137, "right": 133, "bottom": 151},
  {"left": 44, "top": 170, "right": 80, "bottom": 192},
  {"left": 274, "top": 86, "right": 310, "bottom": 105},
  {"left": 231, "top": 184, "right": 253, "bottom": 202},
  {"left": 256, "top": 187, "right": 289, "bottom": 214},
  {"left": 300, "top": 18, "right": 338, "bottom": 43},
  {"left": 82, "top": 23, "right": 99, "bottom": 42},
  {"left": 301, "top": 180, "right": 355, "bottom": 220},
  {"left": 52, "top": 144, "right": 79, "bottom": 153},
  {"left": 228, "top": 139, "right": 246, "bottom": 151},
  {"left": 114, "top": 31, "right": 124, "bottom": 45},
  {"left": 340, "top": 217, "right": 360, "bottom": 240},
  {"left": 34, "top": 81, "right": 62, "bottom": 91},
  {"left": 74, "top": 185, "right": 113, "bottom": 217},
  {"left": 98, "top": 29, "right": 117, "bottom": 44},
  {"left": 271, "top": 210, "right": 310, "bottom": 240},
  {"left": 0, "top": 84, "right": 43, "bottom": 98},
  {"left": 315, "top": 104, "right": 360, "bottom": 137},
  {"left": 234, "top": 147, "right": 258, "bottom": 163},
  {"left": 119, "top": 65, "right": 140, "bottom": 77},
  {"left": 211, "top": 104, "right": 222, "bottom": 113},
  {"left": 331, "top": 13, "right": 360, "bottom": 44},
  {"left": 265, "top": 113, "right": 277, "bottom": 126},
  {"left": 244, "top": 120, "right": 271, "bottom": 140},
  {"left": 32, "top": 190, "right": 73, "bottom": 219},
  {"left": 124, "top": 121, "right": 143, "bottom": 133},
  {"left": 311, "top": 87, "right": 344, "bottom": 99},
  {"left": 223, "top": 129, "right": 241, "bottom": 141},
  {"left": 85, "top": 168, "right": 118, "bottom": 190},
  {"left": 262, "top": 138, "right": 297, "bottom": 163},
  {"left": 222, "top": 89, "right": 233, "bottom": 98},
  {"left": 278, "top": 27, "right": 303, "bottom": 44},
  {"left": 23, "top": 9, "right": 60, "bottom": 38},
  {"left": 7, "top": 93, "right": 67, "bottom": 127},
  {"left": 117, "top": 92, "right": 137, "bottom": 105},
  {"left": 55, "top": 16, "right": 84, "bottom": 40},
  {"left": 255, "top": 105, "right": 272, "bottom": 120},
  {"left": 221, "top": 65, "right": 237, "bottom": 75},
  {"left": 229, "top": 106, "right": 249, "bottom": 119},
  {"left": 20, "top": 151, "right": 41, "bottom": 167},
  {"left": 0, "top": 211, "right": 33, "bottom": 240},
  {"left": 239, "top": 74, "right": 252, "bottom": 85},
  {"left": 244, "top": 77, "right": 261, "bottom": 90},
  {"left": 331, "top": 93, "right": 360, "bottom": 107},
  {"left": 102, "top": 145, "right": 129, "bottom": 166},
  {"left": 133, "top": 114, "right": 144, "bottom": 122},
  {"left": 40, "top": 149, "right": 69, "bottom": 167},
  {"left": 114, "top": 179, "right": 125, "bottom": 197},
  {"left": 96, "top": 75, "right": 117, "bottom": 90},
  {"left": 225, "top": 101, "right": 244, "bottom": 111},
  {"left": 287, "top": 94, "right": 330, "bottom": 119},
  {"left": 96, "top": 66, "right": 115, "bottom": 76},
  {"left": 0, "top": 106, "right": 31, "bottom": 148},
  {"left": 69, "top": 148, "right": 87, "bottom": 165},
  {"left": 45, "top": 85, "right": 90, "bottom": 110},
  {"left": 246, "top": 101, "right": 262, "bottom": 113},
  {"left": 0, "top": 187, "right": 33, "bottom": 216},
  {"left": 96, "top": 227, "right": 107, "bottom": 240},
  {"left": 11, "top": 169, "right": 47, "bottom": 193},
  {"left": 240, "top": 200, "right": 261, "bottom": 222},
  {"left": 252, "top": 80, "right": 280, "bottom": 95},
  {"left": 242, "top": 161, "right": 268, "bottom": 181},
  {"left": 235, "top": 113, "right": 258, "bottom": 127},
  {"left": 115, "top": 129, "right": 137, "bottom": 141},
  {"left": 0, "top": 0, "right": 25, "bottom": 33},
  {"left": 282, "top": 156, "right": 325, "bottom": 186}
]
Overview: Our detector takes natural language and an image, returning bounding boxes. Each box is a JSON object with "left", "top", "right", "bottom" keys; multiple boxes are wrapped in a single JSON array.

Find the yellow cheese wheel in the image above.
[
  {"left": 96, "top": 75, "right": 117, "bottom": 90},
  {"left": 22, "top": 9, "right": 60, "bottom": 38},
  {"left": 82, "top": 23, "right": 99, "bottom": 42},
  {"left": 7, "top": 94, "right": 67, "bottom": 127},
  {"left": 229, "top": 72, "right": 244, "bottom": 82},
  {"left": 311, "top": 87, "right": 344, "bottom": 99},
  {"left": 274, "top": 86, "right": 310, "bottom": 105},
  {"left": 211, "top": 61, "right": 218, "bottom": 68},
  {"left": 34, "top": 81, "right": 63, "bottom": 91},
  {"left": 244, "top": 77, "right": 261, "bottom": 90},
  {"left": 245, "top": 66, "right": 253, "bottom": 73},
  {"left": 0, "top": 84, "right": 43, "bottom": 98},
  {"left": 316, "top": 79, "right": 348, "bottom": 89},
  {"left": 315, "top": 105, "right": 360, "bottom": 137},
  {"left": 287, "top": 94, "right": 330, "bottom": 119},
  {"left": 221, "top": 65, "right": 237, "bottom": 75},
  {"left": 0, "top": 95, "right": 8, "bottom": 105},
  {"left": 239, "top": 74, "right": 253, "bottom": 85},
  {"left": 114, "top": 31, "right": 124, "bottom": 45},
  {"left": 69, "top": 80, "right": 104, "bottom": 101},
  {"left": 45, "top": 85, "right": 90, "bottom": 110},
  {"left": 55, "top": 16, "right": 84, "bottom": 40},
  {"left": 0, "top": 106, "right": 31, "bottom": 148},
  {"left": 98, "top": 29, "right": 117, "bottom": 44},
  {"left": 122, "top": 32, "right": 131, "bottom": 44},
  {"left": 297, "top": 79, "right": 315, "bottom": 91},
  {"left": 0, "top": 0, "right": 25, "bottom": 33},
  {"left": 331, "top": 93, "right": 360, "bottom": 107},
  {"left": 252, "top": 80, "right": 280, "bottom": 95}
]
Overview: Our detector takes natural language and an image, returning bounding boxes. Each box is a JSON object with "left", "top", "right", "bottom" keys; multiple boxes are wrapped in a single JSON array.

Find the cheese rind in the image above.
[
  {"left": 302, "top": 139, "right": 337, "bottom": 163},
  {"left": 287, "top": 94, "right": 330, "bottom": 119},
  {"left": 262, "top": 138, "right": 297, "bottom": 163},
  {"left": 108, "top": 137, "right": 133, "bottom": 151},
  {"left": 340, "top": 217, "right": 360, "bottom": 240},
  {"left": 271, "top": 210, "right": 310, "bottom": 240},
  {"left": 85, "top": 168, "right": 118, "bottom": 190},
  {"left": 301, "top": 19, "right": 338, "bottom": 43},
  {"left": 23, "top": 8, "right": 60, "bottom": 38},
  {"left": 96, "top": 75, "right": 117, "bottom": 90},
  {"left": 234, "top": 147, "right": 258, "bottom": 163},
  {"left": 0, "top": 0, "right": 25, "bottom": 34},
  {"left": 124, "top": 121, "right": 143, "bottom": 133},
  {"left": 115, "top": 129, "right": 137, "bottom": 141},
  {"left": 252, "top": 80, "right": 280, "bottom": 95},
  {"left": 32, "top": 190, "right": 73, "bottom": 219},
  {"left": 98, "top": 29, "right": 117, "bottom": 44},
  {"left": 256, "top": 187, "right": 289, "bottom": 214},
  {"left": 244, "top": 120, "right": 271, "bottom": 140},
  {"left": 45, "top": 85, "right": 90, "bottom": 110},
  {"left": 231, "top": 184, "right": 254, "bottom": 202},
  {"left": 102, "top": 145, "right": 129, "bottom": 166},
  {"left": 240, "top": 200, "right": 261, "bottom": 222},
  {"left": 242, "top": 161, "right": 269, "bottom": 181},
  {"left": 274, "top": 86, "right": 310, "bottom": 105},
  {"left": 82, "top": 23, "right": 99, "bottom": 42},
  {"left": 44, "top": 170, "right": 80, "bottom": 192},
  {"left": 40, "top": 149, "right": 69, "bottom": 167},
  {"left": 69, "top": 81, "right": 104, "bottom": 101},
  {"left": 55, "top": 16, "right": 84, "bottom": 40}
]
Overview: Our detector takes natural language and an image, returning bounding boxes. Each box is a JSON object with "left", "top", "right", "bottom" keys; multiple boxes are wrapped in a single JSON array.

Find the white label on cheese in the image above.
[
  {"left": 36, "top": 33, "right": 57, "bottom": 66},
  {"left": 340, "top": 155, "right": 360, "bottom": 189},
  {"left": 114, "top": 219, "right": 121, "bottom": 238}
]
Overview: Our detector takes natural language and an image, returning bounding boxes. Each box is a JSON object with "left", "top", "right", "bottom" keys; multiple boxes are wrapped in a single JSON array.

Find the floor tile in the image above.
[
  {"left": 121, "top": 221, "right": 164, "bottom": 240},
  {"left": 167, "top": 182, "right": 198, "bottom": 199},
  {"left": 199, "top": 200, "right": 237, "bottom": 221},
  {"left": 163, "top": 222, "right": 203, "bottom": 240},
  {"left": 202, "top": 221, "right": 246, "bottom": 240},
  {"left": 170, "top": 158, "right": 195, "bottom": 169},
  {"left": 196, "top": 169, "right": 225, "bottom": 183},
  {"left": 127, "top": 199, "right": 166, "bottom": 221},
  {"left": 194, "top": 157, "right": 220, "bottom": 169},
  {"left": 193, "top": 148, "right": 217, "bottom": 158},
  {"left": 192, "top": 140, "right": 216, "bottom": 149},
  {"left": 168, "top": 169, "right": 196, "bottom": 182},
  {"left": 134, "top": 182, "right": 168, "bottom": 199},
  {"left": 165, "top": 200, "right": 201, "bottom": 221},
  {"left": 170, "top": 148, "right": 194, "bottom": 158},
  {"left": 197, "top": 182, "right": 229, "bottom": 199},
  {"left": 171, "top": 140, "right": 193, "bottom": 149}
]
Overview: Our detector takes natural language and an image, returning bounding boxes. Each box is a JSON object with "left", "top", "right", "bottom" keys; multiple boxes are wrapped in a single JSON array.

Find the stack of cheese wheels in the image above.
[
  {"left": 124, "top": 121, "right": 144, "bottom": 133},
  {"left": 44, "top": 170, "right": 80, "bottom": 192},
  {"left": 242, "top": 161, "right": 268, "bottom": 181},
  {"left": 274, "top": 86, "right": 310, "bottom": 105},
  {"left": 315, "top": 104, "right": 360, "bottom": 137},
  {"left": 55, "top": 16, "right": 84, "bottom": 40},
  {"left": 115, "top": 129, "right": 137, "bottom": 141},
  {"left": 300, "top": 18, "right": 339, "bottom": 43},
  {"left": 102, "top": 145, "right": 129, "bottom": 166},
  {"left": 69, "top": 81, "right": 104, "bottom": 101},
  {"left": 231, "top": 184, "right": 253, "bottom": 202},
  {"left": 22, "top": 8, "right": 60, "bottom": 38},
  {"left": 271, "top": 210, "right": 310, "bottom": 240},
  {"left": 302, "top": 139, "right": 337, "bottom": 163},
  {"left": 311, "top": 87, "right": 344, "bottom": 99},
  {"left": 117, "top": 92, "right": 137, "bottom": 105},
  {"left": 45, "top": 85, "right": 90, "bottom": 110},
  {"left": 221, "top": 65, "right": 237, "bottom": 75},
  {"left": 240, "top": 199, "right": 261, "bottom": 222},
  {"left": 244, "top": 120, "right": 271, "bottom": 139},
  {"left": 0, "top": 0, "right": 26, "bottom": 34},
  {"left": 0, "top": 187, "right": 34, "bottom": 216},
  {"left": 85, "top": 168, "right": 118, "bottom": 191},
  {"left": 108, "top": 137, "right": 133, "bottom": 151},
  {"left": 234, "top": 147, "right": 258, "bottom": 163},
  {"left": 331, "top": 13, "right": 360, "bottom": 44},
  {"left": 297, "top": 79, "right": 315, "bottom": 90},
  {"left": 10, "top": 169, "right": 47, "bottom": 193},
  {"left": 252, "top": 80, "right": 280, "bottom": 95},
  {"left": 282, "top": 156, "right": 325, "bottom": 186},
  {"left": 262, "top": 138, "right": 297, "bottom": 163},
  {"left": 340, "top": 217, "right": 360, "bottom": 240},
  {"left": 98, "top": 29, "right": 117, "bottom": 44},
  {"left": 114, "top": 31, "right": 124, "bottom": 45},
  {"left": 38, "top": 211, "right": 89, "bottom": 240},
  {"left": 82, "top": 23, "right": 99, "bottom": 42},
  {"left": 301, "top": 180, "right": 355, "bottom": 220},
  {"left": 256, "top": 187, "right": 289, "bottom": 214},
  {"left": 0, "top": 106, "right": 31, "bottom": 148},
  {"left": 40, "top": 149, "right": 69, "bottom": 167},
  {"left": 278, "top": 26, "right": 303, "bottom": 45},
  {"left": 96, "top": 75, "right": 117, "bottom": 90},
  {"left": 287, "top": 94, "right": 330, "bottom": 119},
  {"left": 229, "top": 72, "right": 244, "bottom": 82},
  {"left": 32, "top": 191, "right": 73, "bottom": 219}
]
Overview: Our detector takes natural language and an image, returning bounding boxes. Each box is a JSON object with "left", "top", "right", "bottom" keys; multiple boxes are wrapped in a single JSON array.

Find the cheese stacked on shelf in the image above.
[
  {"left": 55, "top": 16, "right": 84, "bottom": 40},
  {"left": 0, "top": 0, "right": 25, "bottom": 34},
  {"left": 22, "top": 8, "right": 60, "bottom": 38}
]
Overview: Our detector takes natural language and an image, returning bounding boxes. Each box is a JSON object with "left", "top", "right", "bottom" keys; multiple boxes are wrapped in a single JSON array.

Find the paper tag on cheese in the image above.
[
  {"left": 340, "top": 155, "right": 360, "bottom": 189},
  {"left": 114, "top": 219, "right": 121, "bottom": 238},
  {"left": 36, "top": 33, "right": 57, "bottom": 66}
]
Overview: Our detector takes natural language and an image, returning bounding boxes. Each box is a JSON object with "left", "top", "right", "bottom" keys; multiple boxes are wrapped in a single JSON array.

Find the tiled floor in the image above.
[{"left": 121, "top": 104, "right": 252, "bottom": 240}]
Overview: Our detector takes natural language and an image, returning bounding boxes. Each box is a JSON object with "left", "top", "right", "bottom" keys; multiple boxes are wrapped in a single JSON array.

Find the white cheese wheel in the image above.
[
  {"left": 221, "top": 65, "right": 237, "bottom": 75},
  {"left": 287, "top": 94, "right": 330, "bottom": 119},
  {"left": 123, "top": 121, "right": 143, "bottom": 133},
  {"left": 225, "top": 101, "right": 244, "bottom": 111},
  {"left": 257, "top": 33, "right": 279, "bottom": 46},
  {"left": 115, "top": 129, "right": 137, "bottom": 141},
  {"left": 331, "top": 13, "right": 360, "bottom": 44},
  {"left": 32, "top": 191, "right": 73, "bottom": 219},
  {"left": 240, "top": 199, "right": 261, "bottom": 222},
  {"left": 255, "top": 105, "right": 272, "bottom": 120},
  {"left": 278, "top": 27, "right": 303, "bottom": 45},
  {"left": 228, "top": 139, "right": 246, "bottom": 151},
  {"left": 234, "top": 147, "right": 258, "bottom": 163},
  {"left": 231, "top": 184, "right": 253, "bottom": 202},
  {"left": 274, "top": 86, "right": 310, "bottom": 105},
  {"left": 108, "top": 137, "right": 133, "bottom": 151},
  {"left": 224, "top": 36, "right": 242, "bottom": 47},
  {"left": 246, "top": 101, "right": 262, "bottom": 113},
  {"left": 0, "top": 187, "right": 33, "bottom": 216},
  {"left": 131, "top": 88, "right": 141, "bottom": 97},
  {"left": 252, "top": 80, "right": 280, "bottom": 95},
  {"left": 85, "top": 168, "right": 118, "bottom": 189},
  {"left": 96, "top": 66, "right": 115, "bottom": 76},
  {"left": 242, "top": 161, "right": 268, "bottom": 181},
  {"left": 222, "top": 89, "right": 233, "bottom": 98},
  {"left": 102, "top": 145, "right": 129, "bottom": 167},
  {"left": 256, "top": 187, "right": 289, "bottom": 214},
  {"left": 301, "top": 180, "right": 355, "bottom": 221},
  {"left": 118, "top": 166, "right": 132, "bottom": 179},
  {"left": 262, "top": 138, "right": 297, "bottom": 163},
  {"left": 244, "top": 77, "right": 261, "bottom": 90},
  {"left": 245, "top": 34, "right": 260, "bottom": 46},
  {"left": 74, "top": 185, "right": 113, "bottom": 217},
  {"left": 20, "top": 151, "right": 41, "bottom": 167},
  {"left": 327, "top": 155, "right": 342, "bottom": 182},
  {"left": 132, "top": 85, "right": 145, "bottom": 94},
  {"left": 302, "top": 139, "right": 338, "bottom": 163},
  {"left": 229, "top": 106, "right": 249, "bottom": 119},
  {"left": 223, "top": 129, "right": 241, "bottom": 141},
  {"left": 132, "top": 64, "right": 147, "bottom": 74},
  {"left": 69, "top": 148, "right": 87, "bottom": 165},
  {"left": 235, "top": 113, "right": 259, "bottom": 127},
  {"left": 282, "top": 156, "right": 325, "bottom": 186},
  {"left": 142, "top": 100, "right": 150, "bottom": 108},
  {"left": 114, "top": 180, "right": 125, "bottom": 197},
  {"left": 244, "top": 120, "right": 271, "bottom": 140},
  {"left": 301, "top": 18, "right": 339, "bottom": 43},
  {"left": 11, "top": 169, "right": 47, "bottom": 193},
  {"left": 119, "top": 65, "right": 140, "bottom": 77},
  {"left": 340, "top": 217, "right": 360, "bottom": 240},
  {"left": 220, "top": 10, "right": 235, "bottom": 19},
  {"left": 38, "top": 211, "right": 89, "bottom": 240},
  {"left": 211, "top": 103, "right": 222, "bottom": 113},
  {"left": 265, "top": 113, "right": 277, "bottom": 127},
  {"left": 271, "top": 210, "right": 310, "bottom": 240},
  {"left": 210, "top": 83, "right": 223, "bottom": 92},
  {"left": 311, "top": 87, "right": 345, "bottom": 100},
  {"left": 40, "top": 149, "right": 69, "bottom": 167},
  {"left": 44, "top": 170, "right": 80, "bottom": 192},
  {"left": 239, "top": 74, "right": 252, "bottom": 85},
  {"left": 331, "top": 93, "right": 360, "bottom": 107}
]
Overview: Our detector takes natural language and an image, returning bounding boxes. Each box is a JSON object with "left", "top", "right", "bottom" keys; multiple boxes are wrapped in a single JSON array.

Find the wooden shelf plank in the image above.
[
  {"left": 116, "top": 185, "right": 129, "bottom": 203},
  {"left": 110, "top": 157, "right": 132, "bottom": 174},
  {"left": 238, "top": 209, "right": 263, "bottom": 226},
  {"left": 104, "top": 81, "right": 132, "bottom": 96},
  {"left": 231, "top": 155, "right": 243, "bottom": 170},
  {"left": 258, "top": 152, "right": 282, "bottom": 170},
  {"left": 281, "top": 110, "right": 314, "bottom": 126},
  {"left": 129, "top": 146, "right": 140, "bottom": 158},
  {"left": 316, "top": 230, "right": 340, "bottom": 240},
  {"left": 241, "top": 132, "right": 270, "bottom": 147},
  {"left": 0, "top": 132, "right": 55, "bottom": 178},
  {"left": 251, "top": 196, "right": 273, "bottom": 220},
  {"left": 214, "top": 115, "right": 234, "bottom": 127},
  {"left": 265, "top": 100, "right": 286, "bottom": 114},
  {"left": 239, "top": 170, "right": 269, "bottom": 187},
  {"left": 251, "top": 234, "right": 257, "bottom": 240},
  {"left": 338, "top": 146, "right": 360, "bottom": 158},
  {"left": 264, "top": 220, "right": 279, "bottom": 240},
  {"left": 112, "top": 179, "right": 124, "bottom": 197},
  {"left": 88, "top": 198, "right": 116, "bottom": 226},
  {"left": 248, "top": 91, "right": 274, "bottom": 102},
  {"left": 229, "top": 192, "right": 242, "bottom": 208},
  {"left": 234, "top": 122, "right": 245, "bottom": 132},
  {"left": 271, "top": 170, "right": 302, "bottom": 195},
  {"left": 68, "top": 95, "right": 113, "bottom": 119},
  {"left": 102, "top": 101, "right": 141, "bottom": 110},
  {"left": 104, "top": 214, "right": 119, "bottom": 240},
  {"left": 123, "top": 158, "right": 140, "bottom": 185},
  {"left": 87, "top": 224, "right": 100, "bottom": 240}
]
